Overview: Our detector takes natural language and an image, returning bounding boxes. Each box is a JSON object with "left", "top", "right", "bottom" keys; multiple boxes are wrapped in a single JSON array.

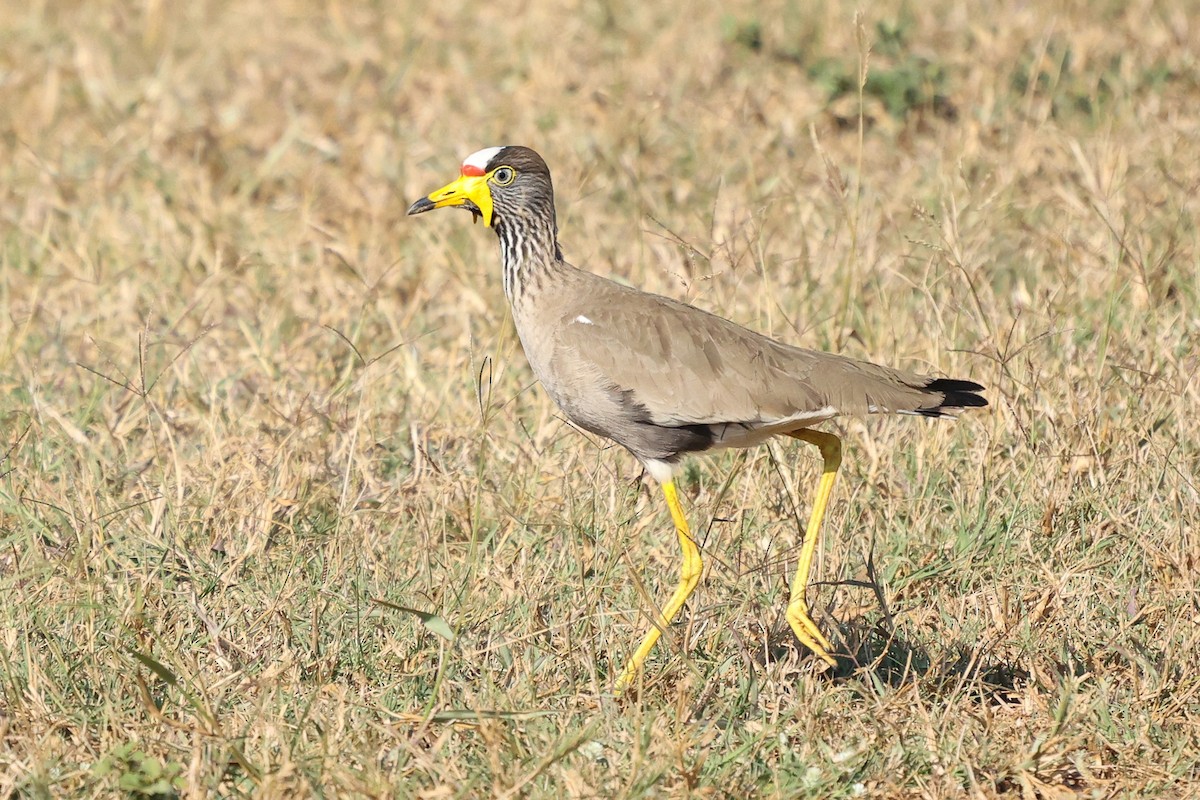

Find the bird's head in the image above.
[{"left": 407, "top": 145, "right": 553, "bottom": 229}]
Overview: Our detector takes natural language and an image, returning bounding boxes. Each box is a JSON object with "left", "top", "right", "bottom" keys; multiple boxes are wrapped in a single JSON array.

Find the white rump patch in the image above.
[
  {"left": 573, "top": 314, "right": 594, "bottom": 325},
  {"left": 462, "top": 146, "right": 505, "bottom": 171},
  {"left": 642, "top": 459, "right": 677, "bottom": 484}
]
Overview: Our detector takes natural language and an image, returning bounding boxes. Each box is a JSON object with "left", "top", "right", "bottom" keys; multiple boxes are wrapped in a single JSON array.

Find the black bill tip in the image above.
[{"left": 407, "top": 197, "right": 435, "bottom": 216}]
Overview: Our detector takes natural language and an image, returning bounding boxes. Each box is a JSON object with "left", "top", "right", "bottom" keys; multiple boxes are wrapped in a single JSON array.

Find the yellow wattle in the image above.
[{"left": 422, "top": 173, "right": 495, "bottom": 227}]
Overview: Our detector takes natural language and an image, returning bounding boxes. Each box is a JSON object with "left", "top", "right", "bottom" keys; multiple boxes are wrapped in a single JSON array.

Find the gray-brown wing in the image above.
[{"left": 548, "top": 284, "right": 945, "bottom": 429}]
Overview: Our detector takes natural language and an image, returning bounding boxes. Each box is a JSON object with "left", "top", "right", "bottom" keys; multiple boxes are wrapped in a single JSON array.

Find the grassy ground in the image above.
[{"left": 2, "top": 0, "right": 1198, "bottom": 796}]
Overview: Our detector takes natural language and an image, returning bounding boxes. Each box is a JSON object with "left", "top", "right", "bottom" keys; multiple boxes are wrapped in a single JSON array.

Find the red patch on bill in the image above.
[{"left": 460, "top": 164, "right": 486, "bottom": 176}]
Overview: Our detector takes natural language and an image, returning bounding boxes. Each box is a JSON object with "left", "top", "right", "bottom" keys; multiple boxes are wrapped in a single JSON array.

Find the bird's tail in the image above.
[{"left": 910, "top": 378, "right": 989, "bottom": 418}]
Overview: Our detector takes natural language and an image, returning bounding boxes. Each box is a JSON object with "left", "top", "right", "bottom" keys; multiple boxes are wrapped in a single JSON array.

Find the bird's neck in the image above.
[{"left": 494, "top": 214, "right": 563, "bottom": 307}]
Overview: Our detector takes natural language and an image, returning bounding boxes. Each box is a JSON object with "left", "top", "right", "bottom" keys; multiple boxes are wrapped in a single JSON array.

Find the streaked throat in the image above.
[{"left": 495, "top": 212, "right": 561, "bottom": 306}]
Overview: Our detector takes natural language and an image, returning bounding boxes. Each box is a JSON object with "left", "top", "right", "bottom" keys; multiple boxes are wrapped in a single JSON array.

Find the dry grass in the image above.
[{"left": 2, "top": 0, "right": 1198, "bottom": 796}]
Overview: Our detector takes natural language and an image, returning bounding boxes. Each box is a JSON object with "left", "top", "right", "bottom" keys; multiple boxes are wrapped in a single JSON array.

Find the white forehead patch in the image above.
[{"left": 462, "top": 146, "right": 506, "bottom": 172}]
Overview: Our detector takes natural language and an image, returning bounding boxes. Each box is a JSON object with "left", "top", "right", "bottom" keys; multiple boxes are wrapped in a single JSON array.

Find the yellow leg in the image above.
[
  {"left": 784, "top": 429, "right": 841, "bottom": 667},
  {"left": 614, "top": 479, "right": 703, "bottom": 695}
]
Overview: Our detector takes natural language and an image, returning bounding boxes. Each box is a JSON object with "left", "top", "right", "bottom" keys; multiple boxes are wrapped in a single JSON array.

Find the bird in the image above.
[{"left": 407, "top": 146, "right": 987, "bottom": 695}]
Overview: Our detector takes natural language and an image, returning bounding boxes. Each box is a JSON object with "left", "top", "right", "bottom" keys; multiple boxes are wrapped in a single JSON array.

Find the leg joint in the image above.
[{"left": 789, "top": 428, "right": 842, "bottom": 468}]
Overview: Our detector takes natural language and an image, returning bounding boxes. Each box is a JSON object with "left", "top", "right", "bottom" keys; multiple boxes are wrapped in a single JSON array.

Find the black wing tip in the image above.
[
  {"left": 918, "top": 377, "right": 989, "bottom": 416},
  {"left": 926, "top": 378, "right": 986, "bottom": 393}
]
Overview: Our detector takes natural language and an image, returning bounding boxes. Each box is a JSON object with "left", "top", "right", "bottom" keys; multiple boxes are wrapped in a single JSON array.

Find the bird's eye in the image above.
[{"left": 491, "top": 166, "right": 516, "bottom": 186}]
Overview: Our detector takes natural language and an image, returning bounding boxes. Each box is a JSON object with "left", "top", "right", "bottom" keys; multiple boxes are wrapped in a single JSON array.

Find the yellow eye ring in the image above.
[{"left": 491, "top": 166, "right": 516, "bottom": 186}]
